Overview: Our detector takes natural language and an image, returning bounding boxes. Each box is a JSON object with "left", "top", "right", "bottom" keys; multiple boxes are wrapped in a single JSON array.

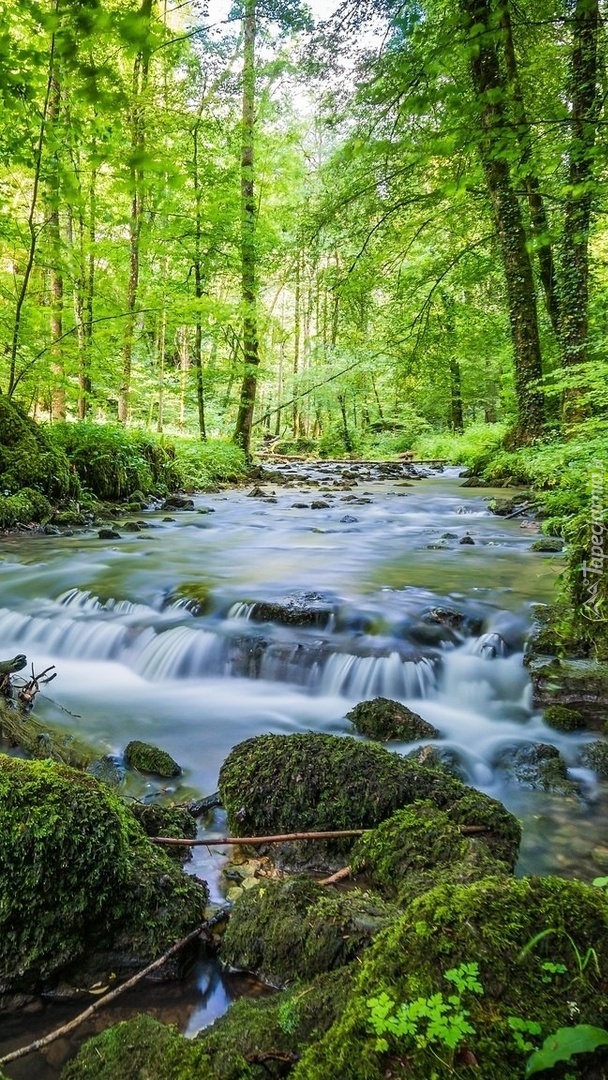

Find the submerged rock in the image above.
[
  {"left": 579, "top": 740, "right": 608, "bottom": 777},
  {"left": 218, "top": 733, "right": 520, "bottom": 872},
  {"left": 124, "top": 740, "right": 182, "bottom": 777},
  {"left": 491, "top": 740, "right": 578, "bottom": 796},
  {"left": 0, "top": 757, "right": 208, "bottom": 998},
  {"left": 346, "top": 697, "right": 439, "bottom": 742},
  {"left": 221, "top": 877, "right": 396, "bottom": 988}
]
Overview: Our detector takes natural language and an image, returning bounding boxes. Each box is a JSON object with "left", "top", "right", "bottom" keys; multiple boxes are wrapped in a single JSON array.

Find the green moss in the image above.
[
  {"left": 220, "top": 878, "right": 397, "bottom": 987},
  {"left": 0, "top": 699, "right": 97, "bottom": 768},
  {"left": 128, "top": 801, "right": 196, "bottom": 863},
  {"left": 59, "top": 1013, "right": 209, "bottom": 1080},
  {"left": 0, "top": 756, "right": 207, "bottom": 994},
  {"left": 218, "top": 733, "right": 520, "bottom": 872},
  {"left": 0, "top": 398, "right": 76, "bottom": 501},
  {"left": 544, "top": 705, "right": 587, "bottom": 732},
  {"left": 125, "top": 740, "right": 182, "bottom": 777},
  {"left": 346, "top": 698, "right": 439, "bottom": 742},
  {"left": 350, "top": 801, "right": 510, "bottom": 905},
  {"left": 0, "top": 487, "right": 52, "bottom": 527},
  {"left": 293, "top": 876, "right": 608, "bottom": 1080}
]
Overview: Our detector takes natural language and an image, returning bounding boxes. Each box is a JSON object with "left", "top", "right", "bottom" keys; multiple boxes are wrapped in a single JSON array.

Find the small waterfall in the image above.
[
  {"left": 317, "top": 652, "right": 436, "bottom": 699},
  {"left": 228, "top": 602, "right": 255, "bottom": 620},
  {"left": 0, "top": 606, "right": 132, "bottom": 661},
  {"left": 131, "top": 625, "right": 222, "bottom": 680},
  {"left": 58, "top": 588, "right": 155, "bottom": 618},
  {"left": 470, "top": 632, "right": 508, "bottom": 660}
]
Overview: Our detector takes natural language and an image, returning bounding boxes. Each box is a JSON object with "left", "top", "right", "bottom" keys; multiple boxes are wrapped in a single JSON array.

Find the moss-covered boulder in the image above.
[
  {"left": 579, "top": 740, "right": 608, "bottom": 777},
  {"left": 218, "top": 733, "right": 520, "bottom": 872},
  {"left": 544, "top": 705, "right": 587, "bottom": 732},
  {"left": 350, "top": 801, "right": 510, "bottom": 906},
  {"left": 293, "top": 876, "right": 608, "bottom": 1080},
  {"left": 346, "top": 697, "right": 439, "bottom": 742},
  {"left": 0, "top": 397, "right": 75, "bottom": 502},
  {"left": 530, "top": 657, "right": 608, "bottom": 729},
  {"left": 59, "top": 1013, "right": 206, "bottom": 1080},
  {"left": 61, "top": 967, "right": 357, "bottom": 1080},
  {"left": 0, "top": 487, "right": 52, "bottom": 528},
  {"left": 221, "top": 878, "right": 396, "bottom": 987},
  {"left": 0, "top": 756, "right": 208, "bottom": 996},
  {"left": 124, "top": 740, "right": 182, "bottom": 777},
  {"left": 128, "top": 801, "right": 196, "bottom": 862}
]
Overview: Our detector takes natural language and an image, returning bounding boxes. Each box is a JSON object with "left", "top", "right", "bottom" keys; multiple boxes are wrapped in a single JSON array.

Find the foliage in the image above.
[
  {"left": 526, "top": 1025, "right": 608, "bottom": 1076},
  {"left": 366, "top": 962, "right": 483, "bottom": 1059}
]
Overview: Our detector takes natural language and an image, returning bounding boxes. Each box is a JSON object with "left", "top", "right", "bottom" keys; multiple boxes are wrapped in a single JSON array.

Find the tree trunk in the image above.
[
  {"left": 118, "top": 0, "right": 152, "bottom": 424},
  {"left": 501, "top": 2, "right": 561, "bottom": 339},
  {"left": 47, "top": 70, "right": 65, "bottom": 421},
  {"left": 460, "top": 0, "right": 544, "bottom": 442},
  {"left": 560, "top": 0, "right": 600, "bottom": 423},
  {"left": 192, "top": 119, "right": 207, "bottom": 440},
  {"left": 293, "top": 252, "right": 301, "bottom": 436},
  {"left": 233, "top": 0, "right": 259, "bottom": 457}
]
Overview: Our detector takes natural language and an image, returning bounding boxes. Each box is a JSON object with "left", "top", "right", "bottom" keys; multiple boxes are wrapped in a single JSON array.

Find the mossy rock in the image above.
[
  {"left": 220, "top": 877, "right": 397, "bottom": 987},
  {"left": 492, "top": 741, "right": 579, "bottom": 797},
  {"left": 124, "top": 740, "right": 182, "bottom": 777},
  {"left": 544, "top": 705, "right": 587, "bottom": 732},
  {"left": 0, "top": 398, "right": 76, "bottom": 501},
  {"left": 293, "top": 876, "right": 608, "bottom": 1080},
  {"left": 579, "top": 740, "right": 608, "bottom": 777},
  {"left": 218, "top": 733, "right": 520, "bottom": 872},
  {"left": 350, "top": 801, "right": 511, "bottom": 905},
  {"left": 531, "top": 537, "right": 565, "bottom": 553},
  {"left": 530, "top": 657, "right": 608, "bottom": 729},
  {"left": 0, "top": 487, "right": 53, "bottom": 528},
  {"left": 128, "top": 801, "right": 196, "bottom": 862},
  {"left": 346, "top": 697, "right": 439, "bottom": 742},
  {"left": 59, "top": 1013, "right": 208, "bottom": 1080},
  {"left": 61, "top": 967, "right": 357, "bottom": 1080},
  {"left": 0, "top": 756, "right": 208, "bottom": 994}
]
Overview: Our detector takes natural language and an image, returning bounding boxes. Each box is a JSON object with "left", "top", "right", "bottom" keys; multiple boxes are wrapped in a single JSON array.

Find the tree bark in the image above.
[
  {"left": 560, "top": 0, "right": 600, "bottom": 422},
  {"left": 460, "top": 0, "right": 545, "bottom": 442},
  {"left": 47, "top": 70, "right": 65, "bottom": 421},
  {"left": 233, "top": 0, "right": 259, "bottom": 457},
  {"left": 192, "top": 119, "right": 207, "bottom": 439},
  {"left": 118, "top": 0, "right": 152, "bottom": 424}
]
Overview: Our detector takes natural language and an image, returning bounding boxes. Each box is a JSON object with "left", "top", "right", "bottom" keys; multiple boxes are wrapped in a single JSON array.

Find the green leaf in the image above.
[{"left": 526, "top": 1026, "right": 608, "bottom": 1076}]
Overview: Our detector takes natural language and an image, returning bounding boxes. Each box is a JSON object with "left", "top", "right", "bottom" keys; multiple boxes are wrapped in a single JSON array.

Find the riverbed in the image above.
[{"left": 1, "top": 461, "right": 606, "bottom": 1076}]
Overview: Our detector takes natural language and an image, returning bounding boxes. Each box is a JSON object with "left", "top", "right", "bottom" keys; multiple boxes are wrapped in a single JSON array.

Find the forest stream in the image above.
[{"left": 0, "top": 461, "right": 604, "bottom": 1077}]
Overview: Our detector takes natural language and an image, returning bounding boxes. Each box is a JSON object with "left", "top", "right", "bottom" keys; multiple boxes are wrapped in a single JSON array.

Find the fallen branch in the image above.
[
  {"left": 319, "top": 866, "right": 352, "bottom": 885},
  {"left": 151, "top": 829, "right": 368, "bottom": 847},
  {"left": 0, "top": 908, "right": 229, "bottom": 1066},
  {"left": 151, "top": 824, "right": 490, "bottom": 848},
  {"left": 504, "top": 501, "right": 533, "bottom": 519}
]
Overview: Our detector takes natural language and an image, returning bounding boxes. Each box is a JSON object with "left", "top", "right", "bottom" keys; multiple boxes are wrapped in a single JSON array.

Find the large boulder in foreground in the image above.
[
  {"left": 218, "top": 733, "right": 520, "bottom": 872},
  {"left": 293, "top": 876, "right": 608, "bottom": 1080},
  {"left": 0, "top": 756, "right": 208, "bottom": 998}
]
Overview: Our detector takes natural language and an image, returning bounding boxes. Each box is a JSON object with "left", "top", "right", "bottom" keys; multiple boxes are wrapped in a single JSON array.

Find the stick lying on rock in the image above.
[
  {"left": 0, "top": 908, "right": 230, "bottom": 1066},
  {"left": 151, "top": 824, "right": 490, "bottom": 847}
]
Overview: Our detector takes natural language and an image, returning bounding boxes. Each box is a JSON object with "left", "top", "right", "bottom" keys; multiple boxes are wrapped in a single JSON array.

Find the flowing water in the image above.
[{"left": 1, "top": 461, "right": 607, "bottom": 1076}]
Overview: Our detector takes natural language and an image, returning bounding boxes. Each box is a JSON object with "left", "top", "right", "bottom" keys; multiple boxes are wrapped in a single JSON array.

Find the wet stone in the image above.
[
  {"left": 97, "top": 528, "right": 121, "bottom": 540},
  {"left": 346, "top": 697, "right": 439, "bottom": 742},
  {"left": 124, "top": 740, "right": 182, "bottom": 778},
  {"left": 531, "top": 537, "right": 564, "bottom": 553}
]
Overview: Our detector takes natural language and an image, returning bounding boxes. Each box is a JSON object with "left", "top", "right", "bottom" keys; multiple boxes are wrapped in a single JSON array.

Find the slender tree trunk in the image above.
[
  {"left": 460, "top": 0, "right": 544, "bottom": 442},
  {"left": 119, "top": 0, "right": 152, "bottom": 424},
  {"left": 47, "top": 70, "right": 65, "bottom": 420},
  {"left": 449, "top": 357, "right": 464, "bottom": 432},
  {"left": 293, "top": 252, "right": 301, "bottom": 436},
  {"left": 192, "top": 120, "right": 207, "bottom": 440},
  {"left": 233, "top": 0, "right": 259, "bottom": 456},
  {"left": 500, "top": 2, "right": 561, "bottom": 339},
  {"left": 560, "top": 0, "right": 600, "bottom": 423},
  {"left": 7, "top": 8, "right": 58, "bottom": 397}
]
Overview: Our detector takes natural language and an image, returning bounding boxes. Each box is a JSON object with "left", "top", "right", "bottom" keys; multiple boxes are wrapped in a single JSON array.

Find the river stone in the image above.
[
  {"left": 350, "top": 800, "right": 511, "bottom": 907},
  {"left": 406, "top": 744, "right": 467, "bottom": 779},
  {"left": 459, "top": 533, "right": 475, "bottom": 544},
  {"left": 162, "top": 494, "right": 195, "bottom": 510},
  {"left": 0, "top": 757, "right": 208, "bottom": 997},
  {"left": 240, "top": 593, "right": 335, "bottom": 629},
  {"left": 491, "top": 741, "right": 577, "bottom": 795},
  {"left": 86, "top": 755, "right": 125, "bottom": 788},
  {"left": 529, "top": 657, "right": 608, "bottom": 728},
  {"left": 97, "top": 528, "right": 121, "bottom": 540},
  {"left": 122, "top": 521, "right": 141, "bottom": 532},
  {"left": 340, "top": 514, "right": 358, "bottom": 523},
  {"left": 487, "top": 495, "right": 531, "bottom": 515},
  {"left": 531, "top": 537, "right": 564, "bottom": 552},
  {"left": 543, "top": 705, "right": 587, "bottom": 732},
  {"left": 124, "top": 740, "right": 182, "bottom": 777},
  {"left": 43, "top": 523, "right": 62, "bottom": 535},
  {"left": 311, "top": 500, "right": 330, "bottom": 509},
  {"left": 579, "top": 740, "right": 608, "bottom": 777},
  {"left": 294, "top": 877, "right": 608, "bottom": 1080},
  {"left": 220, "top": 878, "right": 396, "bottom": 988},
  {"left": 218, "top": 733, "right": 520, "bottom": 873},
  {"left": 346, "top": 697, "right": 439, "bottom": 742}
]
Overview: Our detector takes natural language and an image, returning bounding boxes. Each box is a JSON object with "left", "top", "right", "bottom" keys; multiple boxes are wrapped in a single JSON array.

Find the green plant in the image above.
[
  {"left": 526, "top": 1025, "right": 608, "bottom": 1076},
  {"left": 366, "top": 962, "right": 483, "bottom": 1066},
  {"left": 507, "top": 1016, "right": 543, "bottom": 1054}
]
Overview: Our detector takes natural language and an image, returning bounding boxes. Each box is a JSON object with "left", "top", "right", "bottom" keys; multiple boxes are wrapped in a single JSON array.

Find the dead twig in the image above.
[
  {"left": 319, "top": 866, "right": 352, "bottom": 885},
  {"left": 151, "top": 824, "right": 490, "bottom": 848},
  {"left": 0, "top": 908, "right": 229, "bottom": 1066}
]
